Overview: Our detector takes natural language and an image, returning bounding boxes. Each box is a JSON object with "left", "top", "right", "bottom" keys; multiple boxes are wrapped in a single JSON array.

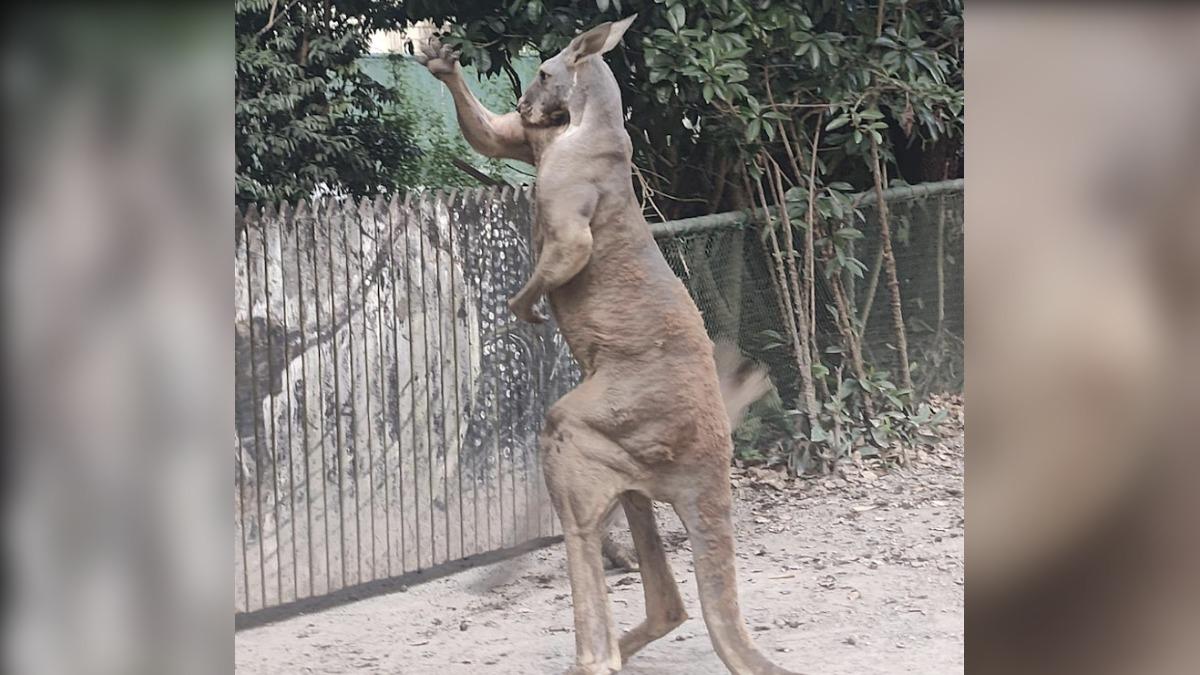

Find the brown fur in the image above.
[{"left": 417, "top": 17, "right": 802, "bottom": 674}]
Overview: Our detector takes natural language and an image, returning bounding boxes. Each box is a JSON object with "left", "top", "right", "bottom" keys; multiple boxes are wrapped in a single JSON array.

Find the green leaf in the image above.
[
  {"left": 838, "top": 378, "right": 858, "bottom": 400},
  {"left": 745, "top": 117, "right": 761, "bottom": 142},
  {"left": 667, "top": 4, "right": 686, "bottom": 32},
  {"left": 810, "top": 424, "right": 829, "bottom": 443},
  {"left": 825, "top": 114, "right": 850, "bottom": 131},
  {"left": 870, "top": 427, "right": 889, "bottom": 447}
]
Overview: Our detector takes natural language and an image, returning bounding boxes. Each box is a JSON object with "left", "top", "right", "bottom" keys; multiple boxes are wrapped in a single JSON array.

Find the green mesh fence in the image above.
[{"left": 653, "top": 182, "right": 965, "bottom": 410}]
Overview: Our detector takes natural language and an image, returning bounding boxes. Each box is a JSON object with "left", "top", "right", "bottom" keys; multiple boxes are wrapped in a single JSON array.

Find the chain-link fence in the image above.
[
  {"left": 658, "top": 181, "right": 964, "bottom": 405},
  {"left": 234, "top": 180, "right": 964, "bottom": 618}
]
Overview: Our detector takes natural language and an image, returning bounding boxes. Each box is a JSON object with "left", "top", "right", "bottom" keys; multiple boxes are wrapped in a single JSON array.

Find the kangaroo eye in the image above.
[{"left": 539, "top": 71, "right": 548, "bottom": 81}]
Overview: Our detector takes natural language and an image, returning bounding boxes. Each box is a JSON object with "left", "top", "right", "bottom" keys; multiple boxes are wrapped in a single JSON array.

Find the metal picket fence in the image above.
[{"left": 235, "top": 186, "right": 577, "bottom": 616}]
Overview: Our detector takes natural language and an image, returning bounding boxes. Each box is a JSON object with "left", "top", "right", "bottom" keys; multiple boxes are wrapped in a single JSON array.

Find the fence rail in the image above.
[{"left": 234, "top": 180, "right": 964, "bottom": 618}]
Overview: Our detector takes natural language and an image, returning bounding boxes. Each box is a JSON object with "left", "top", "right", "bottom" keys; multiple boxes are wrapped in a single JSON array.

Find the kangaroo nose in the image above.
[{"left": 517, "top": 99, "right": 530, "bottom": 115}]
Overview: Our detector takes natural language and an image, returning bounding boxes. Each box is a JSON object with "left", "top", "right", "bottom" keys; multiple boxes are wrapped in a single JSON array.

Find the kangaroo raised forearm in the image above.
[
  {"left": 415, "top": 36, "right": 534, "bottom": 165},
  {"left": 441, "top": 73, "right": 535, "bottom": 165}
]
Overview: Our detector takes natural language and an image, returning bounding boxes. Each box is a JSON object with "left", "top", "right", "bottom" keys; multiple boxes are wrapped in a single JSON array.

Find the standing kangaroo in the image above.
[{"left": 417, "top": 15, "right": 801, "bottom": 675}]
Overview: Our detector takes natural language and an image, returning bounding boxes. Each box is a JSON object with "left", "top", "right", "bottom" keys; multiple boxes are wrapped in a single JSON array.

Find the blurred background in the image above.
[
  {"left": 3, "top": 5, "right": 232, "bottom": 675},
  {"left": 967, "top": 5, "right": 1200, "bottom": 675},
  {"left": 1, "top": 3, "right": 1197, "bottom": 674}
]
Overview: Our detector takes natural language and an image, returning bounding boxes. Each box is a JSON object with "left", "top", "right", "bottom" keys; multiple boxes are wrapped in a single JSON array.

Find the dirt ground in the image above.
[{"left": 235, "top": 399, "right": 963, "bottom": 674}]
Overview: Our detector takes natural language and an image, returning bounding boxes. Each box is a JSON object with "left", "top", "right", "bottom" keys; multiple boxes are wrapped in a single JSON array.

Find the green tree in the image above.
[{"left": 235, "top": 0, "right": 417, "bottom": 206}]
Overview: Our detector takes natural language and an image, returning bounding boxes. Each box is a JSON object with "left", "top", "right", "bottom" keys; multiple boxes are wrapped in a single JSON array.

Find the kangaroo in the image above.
[{"left": 417, "top": 15, "right": 801, "bottom": 674}]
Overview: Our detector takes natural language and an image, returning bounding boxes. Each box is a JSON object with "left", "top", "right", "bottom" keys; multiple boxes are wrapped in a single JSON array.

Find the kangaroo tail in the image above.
[
  {"left": 676, "top": 488, "right": 803, "bottom": 674},
  {"left": 713, "top": 338, "right": 773, "bottom": 430}
]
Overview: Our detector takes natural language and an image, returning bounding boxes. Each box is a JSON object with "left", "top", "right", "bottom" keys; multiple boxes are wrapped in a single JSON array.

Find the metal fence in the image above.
[
  {"left": 235, "top": 186, "right": 578, "bottom": 615},
  {"left": 656, "top": 180, "right": 965, "bottom": 401},
  {"left": 234, "top": 180, "right": 964, "bottom": 618}
]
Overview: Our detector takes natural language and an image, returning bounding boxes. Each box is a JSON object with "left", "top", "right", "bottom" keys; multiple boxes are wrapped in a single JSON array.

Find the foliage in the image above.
[
  {"left": 734, "top": 355, "right": 950, "bottom": 473},
  {"left": 235, "top": 0, "right": 419, "bottom": 206},
  {"left": 405, "top": 0, "right": 963, "bottom": 217}
]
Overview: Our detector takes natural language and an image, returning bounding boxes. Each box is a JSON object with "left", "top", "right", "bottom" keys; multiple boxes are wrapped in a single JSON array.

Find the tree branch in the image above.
[{"left": 255, "top": 0, "right": 303, "bottom": 40}]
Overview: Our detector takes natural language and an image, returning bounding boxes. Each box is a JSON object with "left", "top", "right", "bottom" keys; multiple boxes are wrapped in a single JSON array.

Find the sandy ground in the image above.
[{"left": 236, "top": 406, "right": 963, "bottom": 674}]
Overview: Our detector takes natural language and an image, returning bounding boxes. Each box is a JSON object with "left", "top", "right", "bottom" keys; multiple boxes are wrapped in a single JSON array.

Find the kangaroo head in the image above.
[{"left": 517, "top": 14, "right": 636, "bottom": 128}]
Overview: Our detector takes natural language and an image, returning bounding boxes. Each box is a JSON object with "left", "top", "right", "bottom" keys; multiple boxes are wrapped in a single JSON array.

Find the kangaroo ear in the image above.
[
  {"left": 600, "top": 14, "right": 637, "bottom": 53},
  {"left": 566, "top": 14, "right": 637, "bottom": 66}
]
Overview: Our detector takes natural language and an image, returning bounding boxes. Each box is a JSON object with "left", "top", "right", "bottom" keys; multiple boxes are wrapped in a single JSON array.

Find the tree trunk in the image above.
[
  {"left": 869, "top": 137, "right": 914, "bottom": 394},
  {"left": 768, "top": 159, "right": 820, "bottom": 425},
  {"left": 858, "top": 239, "right": 885, "bottom": 328},
  {"left": 750, "top": 167, "right": 814, "bottom": 426}
]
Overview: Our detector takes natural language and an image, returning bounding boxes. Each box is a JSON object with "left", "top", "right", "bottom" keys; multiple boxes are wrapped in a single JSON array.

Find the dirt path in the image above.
[{"left": 236, "top": 408, "right": 963, "bottom": 674}]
